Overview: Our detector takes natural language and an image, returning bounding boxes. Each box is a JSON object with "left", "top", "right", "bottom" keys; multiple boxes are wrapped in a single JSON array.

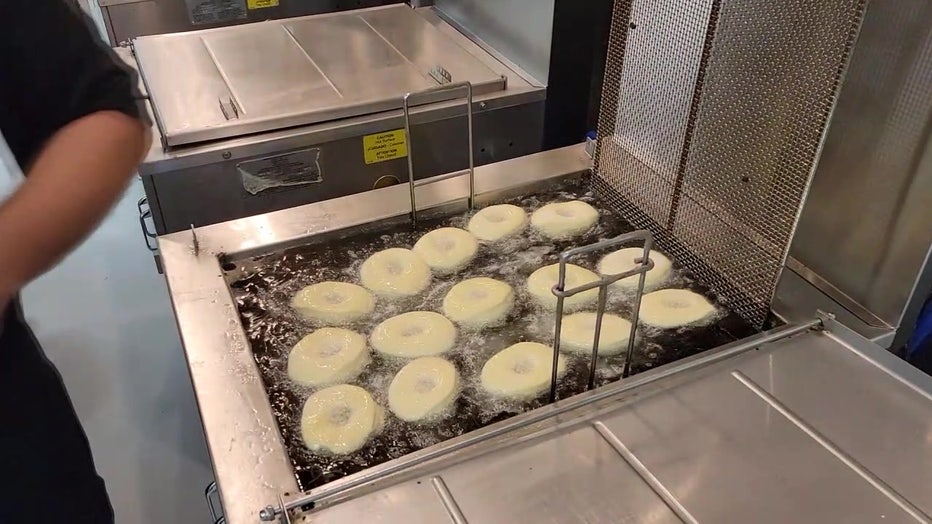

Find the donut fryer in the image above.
[
  {"left": 221, "top": 173, "right": 757, "bottom": 497},
  {"left": 157, "top": 0, "right": 932, "bottom": 522}
]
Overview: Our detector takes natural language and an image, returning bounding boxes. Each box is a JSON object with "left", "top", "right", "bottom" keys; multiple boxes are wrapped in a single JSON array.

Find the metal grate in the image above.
[{"left": 593, "top": 0, "right": 867, "bottom": 328}]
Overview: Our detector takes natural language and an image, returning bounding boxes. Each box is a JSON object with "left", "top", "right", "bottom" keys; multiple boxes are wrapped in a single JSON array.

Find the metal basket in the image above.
[{"left": 593, "top": 0, "right": 867, "bottom": 328}]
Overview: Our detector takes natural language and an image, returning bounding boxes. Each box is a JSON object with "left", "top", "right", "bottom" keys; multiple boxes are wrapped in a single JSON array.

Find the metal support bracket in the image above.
[
  {"left": 205, "top": 481, "right": 225, "bottom": 524},
  {"left": 137, "top": 197, "right": 158, "bottom": 253}
]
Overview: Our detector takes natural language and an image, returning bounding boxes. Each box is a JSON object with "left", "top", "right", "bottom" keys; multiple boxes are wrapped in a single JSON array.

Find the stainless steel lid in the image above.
[{"left": 133, "top": 5, "right": 506, "bottom": 147}]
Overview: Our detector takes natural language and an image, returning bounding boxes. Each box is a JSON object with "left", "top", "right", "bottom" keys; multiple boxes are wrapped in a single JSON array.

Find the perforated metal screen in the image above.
[{"left": 593, "top": 0, "right": 867, "bottom": 328}]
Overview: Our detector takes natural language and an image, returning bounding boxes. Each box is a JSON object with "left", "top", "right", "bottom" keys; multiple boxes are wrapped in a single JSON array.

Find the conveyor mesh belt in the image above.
[{"left": 592, "top": 0, "right": 867, "bottom": 328}]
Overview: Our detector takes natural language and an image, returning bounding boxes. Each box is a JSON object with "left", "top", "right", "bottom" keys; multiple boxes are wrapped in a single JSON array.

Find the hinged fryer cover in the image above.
[
  {"left": 133, "top": 5, "right": 506, "bottom": 147},
  {"left": 593, "top": 0, "right": 867, "bottom": 328}
]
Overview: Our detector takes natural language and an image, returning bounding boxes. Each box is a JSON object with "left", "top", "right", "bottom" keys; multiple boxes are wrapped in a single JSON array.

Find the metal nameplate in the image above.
[
  {"left": 185, "top": 0, "right": 247, "bottom": 25},
  {"left": 238, "top": 148, "right": 323, "bottom": 195}
]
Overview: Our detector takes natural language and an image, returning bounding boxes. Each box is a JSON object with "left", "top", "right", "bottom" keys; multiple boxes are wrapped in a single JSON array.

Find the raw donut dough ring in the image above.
[
  {"left": 639, "top": 289, "right": 716, "bottom": 329},
  {"left": 388, "top": 357, "right": 460, "bottom": 422},
  {"left": 468, "top": 204, "right": 528, "bottom": 242},
  {"left": 291, "top": 282, "right": 376, "bottom": 325},
  {"left": 442, "top": 277, "right": 515, "bottom": 329},
  {"left": 598, "top": 248, "right": 673, "bottom": 291},
  {"left": 527, "top": 263, "right": 600, "bottom": 312},
  {"left": 301, "top": 384, "right": 385, "bottom": 455},
  {"left": 413, "top": 227, "right": 479, "bottom": 274},
  {"left": 359, "top": 248, "right": 431, "bottom": 299},
  {"left": 481, "top": 342, "right": 567, "bottom": 400},
  {"left": 531, "top": 201, "right": 599, "bottom": 239},
  {"left": 560, "top": 312, "right": 633, "bottom": 356},
  {"left": 288, "top": 328, "right": 370, "bottom": 387},
  {"left": 370, "top": 311, "right": 457, "bottom": 358}
]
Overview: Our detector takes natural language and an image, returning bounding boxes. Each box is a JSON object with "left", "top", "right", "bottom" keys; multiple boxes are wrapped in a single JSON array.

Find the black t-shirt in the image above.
[
  {"left": 0, "top": 1, "right": 149, "bottom": 333},
  {"left": 0, "top": 1, "right": 148, "bottom": 169}
]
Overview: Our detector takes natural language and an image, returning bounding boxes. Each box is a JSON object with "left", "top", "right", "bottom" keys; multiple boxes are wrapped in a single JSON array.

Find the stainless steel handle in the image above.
[
  {"left": 550, "top": 230, "right": 655, "bottom": 402},
  {"left": 402, "top": 81, "right": 476, "bottom": 228},
  {"left": 137, "top": 197, "right": 158, "bottom": 253},
  {"left": 206, "top": 481, "right": 225, "bottom": 524}
]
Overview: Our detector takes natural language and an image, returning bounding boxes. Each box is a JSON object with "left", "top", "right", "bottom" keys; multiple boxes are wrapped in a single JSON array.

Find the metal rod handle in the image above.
[
  {"left": 205, "top": 481, "right": 223, "bottom": 523},
  {"left": 137, "top": 197, "right": 158, "bottom": 253},
  {"left": 402, "top": 81, "right": 476, "bottom": 228},
  {"left": 550, "top": 230, "right": 655, "bottom": 402}
]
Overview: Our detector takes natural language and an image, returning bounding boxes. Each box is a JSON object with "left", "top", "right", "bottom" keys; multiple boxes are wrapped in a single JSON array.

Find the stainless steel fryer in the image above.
[
  {"left": 130, "top": 4, "right": 549, "bottom": 240},
  {"left": 156, "top": 0, "right": 932, "bottom": 522},
  {"left": 160, "top": 146, "right": 932, "bottom": 523}
]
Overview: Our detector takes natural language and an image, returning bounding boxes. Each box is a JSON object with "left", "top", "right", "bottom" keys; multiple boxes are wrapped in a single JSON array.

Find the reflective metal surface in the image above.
[
  {"left": 100, "top": 0, "right": 403, "bottom": 47},
  {"left": 134, "top": 5, "right": 507, "bottom": 146},
  {"left": 790, "top": 0, "right": 932, "bottom": 347},
  {"left": 434, "top": 0, "right": 555, "bottom": 85},
  {"left": 772, "top": 266, "right": 893, "bottom": 344},
  {"left": 144, "top": 99, "right": 545, "bottom": 234},
  {"left": 135, "top": 6, "right": 546, "bottom": 236},
  {"left": 281, "top": 317, "right": 932, "bottom": 523}
]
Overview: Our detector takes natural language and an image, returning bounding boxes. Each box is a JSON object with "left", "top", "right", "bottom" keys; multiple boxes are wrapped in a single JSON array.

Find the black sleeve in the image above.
[{"left": 0, "top": 0, "right": 150, "bottom": 169}]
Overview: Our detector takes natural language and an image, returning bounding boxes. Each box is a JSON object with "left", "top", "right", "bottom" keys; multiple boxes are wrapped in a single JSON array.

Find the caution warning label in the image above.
[
  {"left": 363, "top": 129, "right": 408, "bottom": 165},
  {"left": 248, "top": 0, "right": 279, "bottom": 9}
]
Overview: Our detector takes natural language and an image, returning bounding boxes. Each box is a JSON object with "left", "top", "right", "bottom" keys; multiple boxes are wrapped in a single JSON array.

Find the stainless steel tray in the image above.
[{"left": 134, "top": 5, "right": 507, "bottom": 147}]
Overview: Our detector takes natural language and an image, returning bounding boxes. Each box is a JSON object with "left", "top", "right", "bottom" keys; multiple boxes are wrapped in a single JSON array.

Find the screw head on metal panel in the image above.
[{"left": 222, "top": 151, "right": 232, "bottom": 160}]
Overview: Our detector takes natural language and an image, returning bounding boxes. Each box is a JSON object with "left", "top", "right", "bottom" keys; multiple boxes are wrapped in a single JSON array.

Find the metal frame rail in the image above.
[{"left": 402, "top": 81, "right": 476, "bottom": 228}]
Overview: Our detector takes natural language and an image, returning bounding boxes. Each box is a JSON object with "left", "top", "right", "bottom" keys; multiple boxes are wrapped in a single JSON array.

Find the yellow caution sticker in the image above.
[
  {"left": 248, "top": 0, "right": 279, "bottom": 9},
  {"left": 363, "top": 129, "right": 408, "bottom": 165}
]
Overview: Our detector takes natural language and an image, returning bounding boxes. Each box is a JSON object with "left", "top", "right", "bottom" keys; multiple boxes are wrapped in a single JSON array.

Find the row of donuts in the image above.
[
  {"left": 289, "top": 200, "right": 600, "bottom": 456},
  {"left": 290, "top": 203, "right": 716, "bottom": 342},
  {"left": 311, "top": 199, "right": 604, "bottom": 305},
  {"left": 289, "top": 201, "right": 717, "bottom": 457}
]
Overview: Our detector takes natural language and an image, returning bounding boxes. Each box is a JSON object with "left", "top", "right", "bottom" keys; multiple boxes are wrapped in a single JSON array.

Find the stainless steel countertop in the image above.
[{"left": 134, "top": 5, "right": 509, "bottom": 147}]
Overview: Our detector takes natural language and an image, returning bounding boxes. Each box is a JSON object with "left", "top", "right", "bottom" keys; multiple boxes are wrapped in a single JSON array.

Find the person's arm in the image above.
[
  {"left": 0, "top": 112, "right": 150, "bottom": 307},
  {"left": 0, "top": 1, "right": 152, "bottom": 311}
]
